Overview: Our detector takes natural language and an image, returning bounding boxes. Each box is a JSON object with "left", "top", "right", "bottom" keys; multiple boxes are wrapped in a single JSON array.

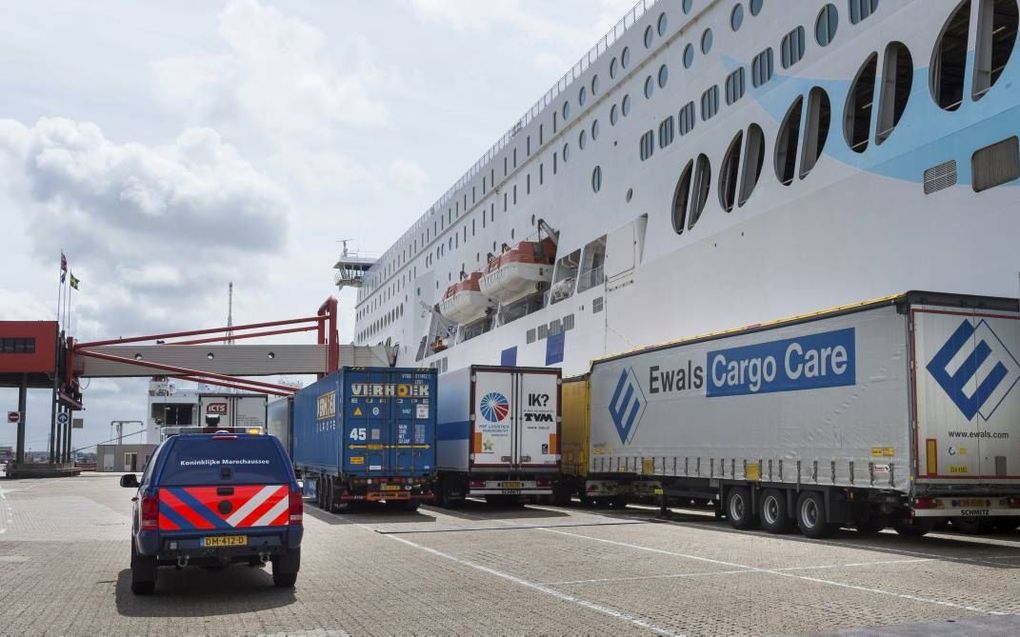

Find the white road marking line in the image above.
[
  {"left": 540, "top": 528, "right": 1008, "bottom": 616},
  {"left": 378, "top": 529, "right": 686, "bottom": 637},
  {"left": 226, "top": 485, "right": 283, "bottom": 526}
]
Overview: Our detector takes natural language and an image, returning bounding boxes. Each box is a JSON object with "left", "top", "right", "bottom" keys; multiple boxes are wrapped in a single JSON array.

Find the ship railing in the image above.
[
  {"left": 576, "top": 265, "right": 605, "bottom": 293},
  {"left": 402, "top": 0, "right": 659, "bottom": 240}
]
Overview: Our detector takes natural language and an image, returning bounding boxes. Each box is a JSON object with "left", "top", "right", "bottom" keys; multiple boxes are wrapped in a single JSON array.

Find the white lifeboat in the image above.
[
  {"left": 438, "top": 272, "right": 493, "bottom": 324},
  {"left": 479, "top": 238, "right": 556, "bottom": 305}
]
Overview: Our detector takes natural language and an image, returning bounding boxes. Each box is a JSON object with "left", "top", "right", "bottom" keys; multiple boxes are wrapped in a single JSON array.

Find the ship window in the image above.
[
  {"left": 622, "top": 46, "right": 631, "bottom": 68},
  {"left": 563, "top": 142, "right": 570, "bottom": 162},
  {"left": 610, "top": 56, "right": 618, "bottom": 79},
  {"left": 593, "top": 296, "right": 604, "bottom": 313},
  {"left": 683, "top": 0, "right": 693, "bottom": 15},
  {"left": 527, "top": 329, "right": 536, "bottom": 344},
  {"left": 577, "top": 236, "right": 606, "bottom": 292},
  {"left": 644, "top": 75, "right": 654, "bottom": 99},
  {"left": 725, "top": 67, "right": 746, "bottom": 104},
  {"left": 513, "top": 184, "right": 517, "bottom": 204},
  {"left": 610, "top": 104, "right": 619, "bottom": 125},
  {"left": 679, "top": 101, "right": 696, "bottom": 135},
  {"left": 683, "top": 43, "right": 695, "bottom": 68},
  {"left": 592, "top": 74, "right": 600, "bottom": 95},
  {"left": 800, "top": 87, "right": 831, "bottom": 177},
  {"left": 579, "top": 128, "right": 587, "bottom": 150},
  {"left": 538, "top": 324, "right": 548, "bottom": 340},
  {"left": 659, "top": 116, "right": 675, "bottom": 148},
  {"left": 658, "top": 63, "right": 669, "bottom": 88},
  {"left": 513, "top": 148, "right": 517, "bottom": 168},
  {"left": 732, "top": 4, "right": 744, "bottom": 31},
  {"left": 974, "top": 0, "right": 1018, "bottom": 100},
  {"left": 776, "top": 96, "right": 804, "bottom": 186},
  {"left": 750, "top": 0, "right": 764, "bottom": 16},
  {"left": 549, "top": 319, "right": 562, "bottom": 336},
  {"left": 622, "top": 94, "right": 632, "bottom": 116},
  {"left": 719, "top": 130, "right": 743, "bottom": 212},
  {"left": 845, "top": 52, "right": 877, "bottom": 153},
  {"left": 700, "top": 85, "right": 719, "bottom": 120},
  {"left": 816, "top": 4, "right": 839, "bottom": 46},
  {"left": 640, "top": 130, "right": 655, "bottom": 161},
  {"left": 848, "top": 0, "right": 879, "bottom": 24},
  {"left": 540, "top": 163, "right": 544, "bottom": 185},
  {"left": 551, "top": 249, "right": 581, "bottom": 304},
  {"left": 689, "top": 154, "right": 711, "bottom": 230},
  {"left": 672, "top": 159, "right": 694, "bottom": 234},
  {"left": 592, "top": 119, "right": 600, "bottom": 140},
  {"left": 592, "top": 165, "right": 602, "bottom": 193},
  {"left": 562, "top": 101, "right": 570, "bottom": 120},
  {"left": 644, "top": 25, "right": 654, "bottom": 48},
  {"left": 702, "top": 29, "right": 713, "bottom": 54},
  {"left": 752, "top": 48, "right": 774, "bottom": 87},
  {"left": 553, "top": 151, "right": 558, "bottom": 174},
  {"left": 876, "top": 42, "right": 912, "bottom": 144},
  {"left": 932, "top": 1, "right": 969, "bottom": 111},
  {"left": 579, "top": 85, "right": 587, "bottom": 107},
  {"left": 658, "top": 11, "right": 668, "bottom": 36},
  {"left": 781, "top": 26, "right": 806, "bottom": 69},
  {"left": 739, "top": 123, "right": 766, "bottom": 206},
  {"left": 526, "top": 173, "right": 531, "bottom": 194},
  {"left": 972, "top": 136, "right": 1020, "bottom": 192},
  {"left": 564, "top": 313, "right": 576, "bottom": 331}
]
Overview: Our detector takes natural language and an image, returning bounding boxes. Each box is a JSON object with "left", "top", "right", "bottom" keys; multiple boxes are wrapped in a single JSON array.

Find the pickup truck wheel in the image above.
[
  {"left": 796, "top": 491, "right": 833, "bottom": 538},
  {"left": 272, "top": 547, "right": 300, "bottom": 588},
  {"left": 130, "top": 543, "right": 157, "bottom": 595},
  {"left": 726, "top": 487, "right": 758, "bottom": 530},
  {"left": 760, "top": 489, "right": 793, "bottom": 534}
]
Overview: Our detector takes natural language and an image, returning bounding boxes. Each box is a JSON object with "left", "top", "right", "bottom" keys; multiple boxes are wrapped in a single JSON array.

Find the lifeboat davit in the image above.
[
  {"left": 438, "top": 272, "right": 493, "bottom": 324},
  {"left": 479, "top": 238, "right": 556, "bottom": 305}
]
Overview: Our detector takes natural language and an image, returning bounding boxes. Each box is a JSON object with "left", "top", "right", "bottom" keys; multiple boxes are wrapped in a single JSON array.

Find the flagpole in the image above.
[{"left": 50, "top": 251, "right": 64, "bottom": 464}]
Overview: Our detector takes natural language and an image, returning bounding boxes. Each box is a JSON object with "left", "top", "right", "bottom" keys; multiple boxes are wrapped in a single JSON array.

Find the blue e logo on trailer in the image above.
[
  {"left": 927, "top": 319, "right": 1019, "bottom": 420},
  {"left": 706, "top": 328, "right": 856, "bottom": 397}
]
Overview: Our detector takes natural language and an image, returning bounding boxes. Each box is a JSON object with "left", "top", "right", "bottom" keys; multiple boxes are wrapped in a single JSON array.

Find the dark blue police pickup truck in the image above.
[{"left": 121, "top": 432, "right": 303, "bottom": 594}]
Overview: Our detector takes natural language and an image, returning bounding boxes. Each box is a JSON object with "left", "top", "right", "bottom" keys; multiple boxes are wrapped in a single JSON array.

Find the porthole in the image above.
[
  {"left": 622, "top": 46, "right": 631, "bottom": 68},
  {"left": 683, "top": 43, "right": 695, "bottom": 68},
  {"left": 592, "top": 166, "right": 602, "bottom": 193},
  {"left": 731, "top": 4, "right": 745, "bottom": 31},
  {"left": 657, "top": 11, "right": 668, "bottom": 36},
  {"left": 610, "top": 56, "right": 619, "bottom": 79},
  {"left": 579, "top": 85, "right": 587, "bottom": 107},
  {"left": 592, "top": 74, "right": 600, "bottom": 95},
  {"left": 776, "top": 96, "right": 804, "bottom": 185},
  {"left": 848, "top": 0, "right": 879, "bottom": 24},
  {"left": 678, "top": 101, "right": 697, "bottom": 135},
  {"left": 644, "top": 25, "right": 654, "bottom": 49},
  {"left": 683, "top": 0, "right": 694, "bottom": 14},
  {"left": 845, "top": 53, "right": 877, "bottom": 152},
  {"left": 671, "top": 159, "right": 694, "bottom": 234},
  {"left": 815, "top": 4, "right": 838, "bottom": 46},
  {"left": 688, "top": 155, "right": 711, "bottom": 230},
  {"left": 876, "top": 42, "right": 912, "bottom": 144},
  {"left": 592, "top": 119, "right": 600, "bottom": 140},
  {"left": 562, "top": 101, "right": 571, "bottom": 120},
  {"left": 622, "top": 94, "right": 632, "bottom": 116},
  {"left": 701, "top": 28, "right": 713, "bottom": 54},
  {"left": 800, "top": 87, "right": 831, "bottom": 177},
  {"left": 750, "top": 0, "right": 764, "bottom": 16},
  {"left": 719, "top": 130, "right": 744, "bottom": 212},
  {"left": 780, "top": 26, "right": 806, "bottom": 69},
  {"left": 738, "top": 124, "right": 766, "bottom": 206},
  {"left": 644, "top": 75, "right": 654, "bottom": 98},
  {"left": 563, "top": 142, "right": 570, "bottom": 162},
  {"left": 610, "top": 104, "right": 619, "bottom": 125},
  {"left": 626, "top": 187, "right": 634, "bottom": 202},
  {"left": 932, "top": 0, "right": 1017, "bottom": 108},
  {"left": 658, "top": 63, "right": 669, "bottom": 88},
  {"left": 579, "top": 128, "right": 587, "bottom": 150}
]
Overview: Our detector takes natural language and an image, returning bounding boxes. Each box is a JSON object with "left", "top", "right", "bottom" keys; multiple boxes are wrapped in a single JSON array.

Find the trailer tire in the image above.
[
  {"left": 760, "top": 489, "right": 793, "bottom": 534},
  {"left": 552, "top": 483, "right": 573, "bottom": 507},
  {"left": 325, "top": 480, "right": 337, "bottom": 513},
  {"left": 796, "top": 491, "right": 833, "bottom": 538},
  {"left": 726, "top": 487, "right": 757, "bottom": 530},
  {"left": 893, "top": 517, "right": 934, "bottom": 538},
  {"left": 950, "top": 516, "right": 989, "bottom": 535}
]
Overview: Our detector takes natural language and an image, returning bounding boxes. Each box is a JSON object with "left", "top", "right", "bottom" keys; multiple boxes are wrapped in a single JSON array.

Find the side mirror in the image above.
[{"left": 120, "top": 474, "right": 139, "bottom": 488}]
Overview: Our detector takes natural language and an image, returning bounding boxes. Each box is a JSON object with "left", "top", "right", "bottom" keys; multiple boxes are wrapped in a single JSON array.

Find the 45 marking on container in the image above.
[{"left": 349, "top": 427, "right": 367, "bottom": 441}]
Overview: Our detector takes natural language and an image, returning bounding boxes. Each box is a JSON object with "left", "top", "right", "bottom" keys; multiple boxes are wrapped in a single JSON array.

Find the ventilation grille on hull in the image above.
[{"left": 923, "top": 160, "right": 957, "bottom": 194}]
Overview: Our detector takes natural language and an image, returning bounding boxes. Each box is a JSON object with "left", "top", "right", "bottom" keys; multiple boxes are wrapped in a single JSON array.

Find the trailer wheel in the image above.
[
  {"left": 796, "top": 491, "right": 833, "bottom": 538},
  {"left": 760, "top": 489, "right": 793, "bottom": 534},
  {"left": 893, "top": 517, "right": 935, "bottom": 538},
  {"left": 325, "top": 481, "right": 337, "bottom": 513},
  {"left": 950, "top": 516, "right": 989, "bottom": 535},
  {"left": 726, "top": 487, "right": 757, "bottom": 530}
]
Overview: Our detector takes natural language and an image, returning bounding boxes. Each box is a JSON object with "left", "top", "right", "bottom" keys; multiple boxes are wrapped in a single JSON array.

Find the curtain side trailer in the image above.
[
  {"left": 291, "top": 367, "right": 437, "bottom": 512},
  {"left": 573, "top": 292, "right": 1020, "bottom": 537},
  {"left": 436, "top": 365, "right": 561, "bottom": 506}
]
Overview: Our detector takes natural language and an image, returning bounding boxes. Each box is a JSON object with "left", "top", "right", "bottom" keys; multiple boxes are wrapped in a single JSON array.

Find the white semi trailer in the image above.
[{"left": 585, "top": 292, "right": 1020, "bottom": 537}]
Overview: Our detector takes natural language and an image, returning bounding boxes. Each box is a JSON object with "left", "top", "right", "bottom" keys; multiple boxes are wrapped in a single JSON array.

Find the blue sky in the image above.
[{"left": 0, "top": 0, "right": 635, "bottom": 451}]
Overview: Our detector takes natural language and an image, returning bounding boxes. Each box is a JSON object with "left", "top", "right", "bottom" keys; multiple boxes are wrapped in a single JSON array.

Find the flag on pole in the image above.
[
  {"left": 69, "top": 273, "right": 80, "bottom": 290},
  {"left": 60, "top": 252, "right": 68, "bottom": 282}
]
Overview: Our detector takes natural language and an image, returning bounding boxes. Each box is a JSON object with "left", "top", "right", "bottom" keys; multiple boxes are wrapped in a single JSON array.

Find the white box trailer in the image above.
[
  {"left": 587, "top": 292, "right": 1020, "bottom": 537},
  {"left": 436, "top": 365, "right": 561, "bottom": 505},
  {"left": 197, "top": 393, "right": 268, "bottom": 431}
]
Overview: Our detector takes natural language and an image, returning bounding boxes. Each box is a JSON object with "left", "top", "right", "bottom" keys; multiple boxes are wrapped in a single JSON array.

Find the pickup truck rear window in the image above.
[{"left": 159, "top": 437, "right": 290, "bottom": 486}]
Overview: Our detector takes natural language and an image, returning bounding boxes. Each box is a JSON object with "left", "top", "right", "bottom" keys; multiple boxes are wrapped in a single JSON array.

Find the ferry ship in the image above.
[{"left": 342, "top": 0, "right": 1020, "bottom": 377}]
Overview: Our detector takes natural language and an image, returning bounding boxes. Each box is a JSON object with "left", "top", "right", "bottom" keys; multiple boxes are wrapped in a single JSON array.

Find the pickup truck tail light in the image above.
[
  {"left": 288, "top": 487, "right": 303, "bottom": 525},
  {"left": 141, "top": 493, "right": 159, "bottom": 531}
]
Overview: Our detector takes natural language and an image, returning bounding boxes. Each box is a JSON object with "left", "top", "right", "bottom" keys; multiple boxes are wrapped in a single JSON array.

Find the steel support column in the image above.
[{"left": 16, "top": 374, "right": 27, "bottom": 464}]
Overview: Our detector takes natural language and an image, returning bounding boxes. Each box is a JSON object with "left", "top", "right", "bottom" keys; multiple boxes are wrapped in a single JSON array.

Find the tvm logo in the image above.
[
  {"left": 927, "top": 319, "right": 1020, "bottom": 420},
  {"left": 609, "top": 367, "right": 646, "bottom": 444}
]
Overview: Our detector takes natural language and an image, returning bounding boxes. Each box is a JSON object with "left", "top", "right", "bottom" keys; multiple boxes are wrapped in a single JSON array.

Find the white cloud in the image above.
[
  {"left": 0, "top": 116, "right": 291, "bottom": 338},
  {"left": 389, "top": 158, "right": 430, "bottom": 194},
  {"left": 0, "top": 288, "right": 53, "bottom": 321}
]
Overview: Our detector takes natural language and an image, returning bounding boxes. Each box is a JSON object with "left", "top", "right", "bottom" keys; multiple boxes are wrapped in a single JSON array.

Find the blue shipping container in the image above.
[{"left": 291, "top": 367, "right": 437, "bottom": 479}]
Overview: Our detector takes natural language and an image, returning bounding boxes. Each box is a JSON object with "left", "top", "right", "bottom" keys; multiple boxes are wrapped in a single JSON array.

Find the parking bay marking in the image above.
[{"left": 540, "top": 527, "right": 1008, "bottom": 616}]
